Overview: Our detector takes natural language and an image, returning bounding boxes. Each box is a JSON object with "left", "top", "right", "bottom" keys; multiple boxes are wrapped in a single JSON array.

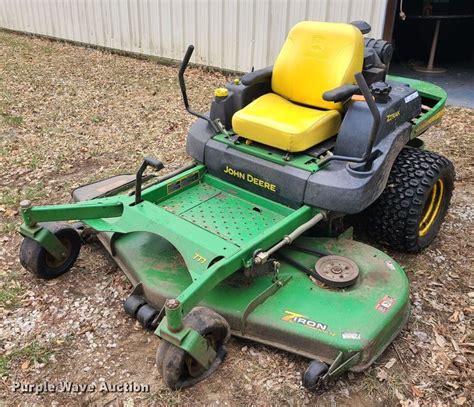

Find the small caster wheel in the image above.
[
  {"left": 123, "top": 295, "right": 147, "bottom": 318},
  {"left": 156, "top": 306, "right": 230, "bottom": 389},
  {"left": 19, "top": 223, "right": 82, "bottom": 280},
  {"left": 303, "top": 360, "right": 329, "bottom": 391},
  {"left": 136, "top": 304, "right": 159, "bottom": 330}
]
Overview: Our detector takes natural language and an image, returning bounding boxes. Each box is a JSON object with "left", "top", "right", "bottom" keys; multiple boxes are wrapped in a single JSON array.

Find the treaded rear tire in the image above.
[{"left": 364, "top": 147, "right": 454, "bottom": 253}]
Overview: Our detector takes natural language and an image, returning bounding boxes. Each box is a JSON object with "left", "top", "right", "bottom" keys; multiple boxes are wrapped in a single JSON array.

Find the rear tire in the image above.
[{"left": 364, "top": 147, "right": 454, "bottom": 253}]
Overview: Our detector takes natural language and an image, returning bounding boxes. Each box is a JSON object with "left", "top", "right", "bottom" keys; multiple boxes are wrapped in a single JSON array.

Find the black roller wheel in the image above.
[
  {"left": 123, "top": 295, "right": 147, "bottom": 318},
  {"left": 156, "top": 306, "right": 230, "bottom": 390},
  {"left": 303, "top": 360, "right": 329, "bottom": 391},
  {"left": 364, "top": 147, "right": 454, "bottom": 253},
  {"left": 19, "top": 223, "right": 82, "bottom": 279},
  {"left": 136, "top": 304, "right": 159, "bottom": 330}
]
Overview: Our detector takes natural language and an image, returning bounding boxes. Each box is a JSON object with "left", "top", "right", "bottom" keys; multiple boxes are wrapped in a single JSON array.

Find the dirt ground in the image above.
[{"left": 0, "top": 31, "right": 472, "bottom": 406}]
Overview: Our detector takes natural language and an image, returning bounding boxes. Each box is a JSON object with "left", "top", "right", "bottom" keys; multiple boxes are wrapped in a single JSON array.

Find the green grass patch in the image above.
[
  {"left": 0, "top": 190, "right": 18, "bottom": 207},
  {"left": 0, "top": 341, "right": 55, "bottom": 377},
  {"left": 1, "top": 113, "right": 23, "bottom": 126},
  {"left": 0, "top": 285, "right": 25, "bottom": 310},
  {"left": 27, "top": 152, "right": 43, "bottom": 171},
  {"left": 0, "top": 183, "right": 48, "bottom": 209},
  {"left": 0, "top": 221, "right": 16, "bottom": 235},
  {"left": 91, "top": 115, "right": 105, "bottom": 124}
]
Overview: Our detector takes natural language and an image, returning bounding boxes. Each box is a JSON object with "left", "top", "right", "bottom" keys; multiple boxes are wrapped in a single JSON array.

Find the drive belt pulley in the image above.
[
  {"left": 314, "top": 255, "right": 359, "bottom": 288},
  {"left": 278, "top": 245, "right": 359, "bottom": 288}
]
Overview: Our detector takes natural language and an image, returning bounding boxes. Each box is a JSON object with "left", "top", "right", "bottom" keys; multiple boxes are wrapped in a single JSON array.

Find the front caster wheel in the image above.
[
  {"left": 156, "top": 306, "right": 230, "bottom": 389},
  {"left": 19, "top": 223, "right": 82, "bottom": 279},
  {"left": 303, "top": 360, "right": 329, "bottom": 391}
]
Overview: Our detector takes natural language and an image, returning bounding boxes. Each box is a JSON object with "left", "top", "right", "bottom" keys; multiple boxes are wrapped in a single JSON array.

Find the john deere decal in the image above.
[{"left": 282, "top": 311, "right": 328, "bottom": 332}]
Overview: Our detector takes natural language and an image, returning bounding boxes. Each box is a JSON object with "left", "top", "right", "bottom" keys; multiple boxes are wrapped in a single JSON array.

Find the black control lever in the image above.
[
  {"left": 179, "top": 45, "right": 222, "bottom": 133},
  {"left": 318, "top": 72, "right": 381, "bottom": 167},
  {"left": 135, "top": 157, "right": 164, "bottom": 204}
]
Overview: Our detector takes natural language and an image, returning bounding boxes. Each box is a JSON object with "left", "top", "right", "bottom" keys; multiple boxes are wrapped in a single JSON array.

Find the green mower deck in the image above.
[
  {"left": 106, "top": 232, "right": 409, "bottom": 373},
  {"left": 19, "top": 164, "right": 410, "bottom": 383}
]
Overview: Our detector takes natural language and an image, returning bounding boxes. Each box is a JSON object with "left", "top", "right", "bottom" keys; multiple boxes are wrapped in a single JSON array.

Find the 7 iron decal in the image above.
[{"left": 282, "top": 311, "right": 335, "bottom": 336}]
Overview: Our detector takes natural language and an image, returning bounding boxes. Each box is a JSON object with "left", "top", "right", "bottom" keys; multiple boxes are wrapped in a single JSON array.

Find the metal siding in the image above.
[{"left": 0, "top": 0, "right": 387, "bottom": 71}]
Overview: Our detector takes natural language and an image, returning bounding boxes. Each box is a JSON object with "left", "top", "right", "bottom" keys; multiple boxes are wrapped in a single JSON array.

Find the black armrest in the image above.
[
  {"left": 240, "top": 66, "right": 273, "bottom": 86},
  {"left": 323, "top": 85, "right": 359, "bottom": 103},
  {"left": 350, "top": 20, "right": 371, "bottom": 34}
]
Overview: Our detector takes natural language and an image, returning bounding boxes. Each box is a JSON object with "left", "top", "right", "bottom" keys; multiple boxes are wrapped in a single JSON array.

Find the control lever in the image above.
[
  {"left": 318, "top": 72, "right": 381, "bottom": 167},
  {"left": 178, "top": 45, "right": 224, "bottom": 134},
  {"left": 135, "top": 157, "right": 164, "bottom": 204}
]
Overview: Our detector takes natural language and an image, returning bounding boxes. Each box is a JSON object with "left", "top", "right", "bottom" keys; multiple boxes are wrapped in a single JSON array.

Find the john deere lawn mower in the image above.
[{"left": 18, "top": 21, "right": 454, "bottom": 390}]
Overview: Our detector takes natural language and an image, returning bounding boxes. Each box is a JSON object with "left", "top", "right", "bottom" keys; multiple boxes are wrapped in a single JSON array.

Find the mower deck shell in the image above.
[{"left": 73, "top": 175, "right": 410, "bottom": 372}]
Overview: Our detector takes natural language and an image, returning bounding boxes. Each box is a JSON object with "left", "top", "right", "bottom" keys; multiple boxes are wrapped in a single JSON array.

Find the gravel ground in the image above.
[{"left": 0, "top": 31, "right": 473, "bottom": 406}]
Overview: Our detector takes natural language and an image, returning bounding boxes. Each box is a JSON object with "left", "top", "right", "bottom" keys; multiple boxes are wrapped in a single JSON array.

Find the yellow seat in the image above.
[
  {"left": 232, "top": 21, "right": 364, "bottom": 152},
  {"left": 232, "top": 93, "right": 341, "bottom": 152}
]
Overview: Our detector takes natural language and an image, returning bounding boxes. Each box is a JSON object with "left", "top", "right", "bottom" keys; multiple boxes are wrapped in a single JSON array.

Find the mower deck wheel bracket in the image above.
[{"left": 314, "top": 255, "right": 359, "bottom": 288}]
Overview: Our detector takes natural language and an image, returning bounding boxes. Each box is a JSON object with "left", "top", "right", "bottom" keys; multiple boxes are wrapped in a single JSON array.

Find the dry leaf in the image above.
[
  {"left": 376, "top": 369, "right": 388, "bottom": 382},
  {"left": 449, "top": 310, "right": 460, "bottom": 322},
  {"left": 412, "top": 386, "right": 424, "bottom": 398},
  {"left": 21, "top": 360, "right": 30, "bottom": 370},
  {"left": 435, "top": 333, "right": 447, "bottom": 348},
  {"left": 385, "top": 358, "right": 396, "bottom": 369},
  {"left": 446, "top": 381, "right": 460, "bottom": 390},
  {"left": 455, "top": 397, "right": 467, "bottom": 405}
]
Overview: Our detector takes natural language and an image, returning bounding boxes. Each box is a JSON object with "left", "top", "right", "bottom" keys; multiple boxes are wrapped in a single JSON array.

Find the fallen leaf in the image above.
[
  {"left": 376, "top": 369, "right": 388, "bottom": 382},
  {"left": 385, "top": 357, "right": 396, "bottom": 369},
  {"left": 446, "top": 381, "right": 460, "bottom": 390},
  {"left": 412, "top": 386, "right": 424, "bottom": 398},
  {"left": 452, "top": 355, "right": 467, "bottom": 367},
  {"left": 435, "top": 333, "right": 447, "bottom": 348},
  {"left": 455, "top": 397, "right": 467, "bottom": 405},
  {"left": 449, "top": 310, "right": 460, "bottom": 322}
]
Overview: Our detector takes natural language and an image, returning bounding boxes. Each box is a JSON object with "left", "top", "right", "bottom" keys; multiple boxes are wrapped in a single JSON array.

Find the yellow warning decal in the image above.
[{"left": 386, "top": 110, "right": 401, "bottom": 122}]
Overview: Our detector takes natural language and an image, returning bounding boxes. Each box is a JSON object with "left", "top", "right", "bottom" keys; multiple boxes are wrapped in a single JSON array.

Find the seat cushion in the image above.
[
  {"left": 232, "top": 93, "right": 341, "bottom": 152},
  {"left": 272, "top": 21, "right": 364, "bottom": 111}
]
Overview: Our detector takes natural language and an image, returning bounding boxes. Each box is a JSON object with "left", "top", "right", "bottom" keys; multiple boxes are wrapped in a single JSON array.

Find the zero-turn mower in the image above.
[{"left": 18, "top": 21, "right": 455, "bottom": 390}]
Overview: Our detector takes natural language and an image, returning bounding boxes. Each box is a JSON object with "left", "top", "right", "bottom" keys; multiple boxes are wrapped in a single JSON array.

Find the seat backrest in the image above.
[{"left": 272, "top": 21, "right": 364, "bottom": 111}]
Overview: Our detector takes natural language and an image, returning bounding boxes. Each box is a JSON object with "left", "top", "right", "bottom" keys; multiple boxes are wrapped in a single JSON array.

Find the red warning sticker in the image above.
[{"left": 376, "top": 295, "right": 396, "bottom": 313}]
